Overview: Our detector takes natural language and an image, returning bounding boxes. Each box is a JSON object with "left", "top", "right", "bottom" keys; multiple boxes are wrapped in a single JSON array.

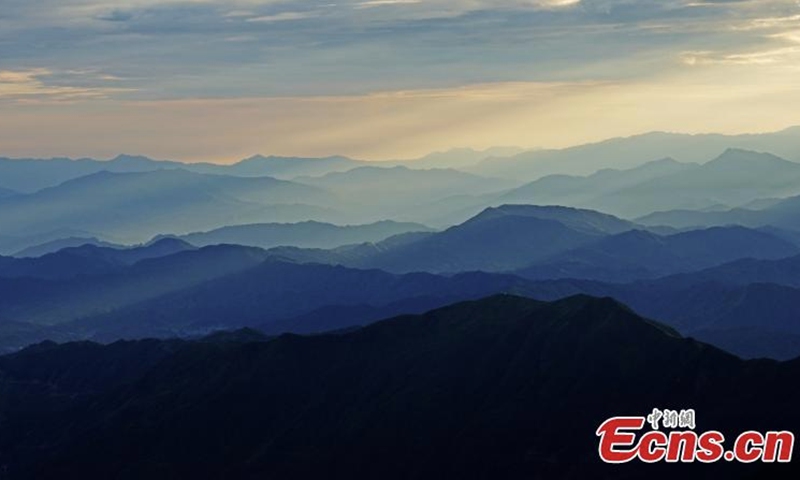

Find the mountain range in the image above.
[
  {"left": 11, "top": 236, "right": 123, "bottom": 258},
  {"left": 294, "top": 165, "right": 516, "bottom": 220},
  {"left": 516, "top": 226, "right": 799, "bottom": 282},
  {"left": 639, "top": 194, "right": 800, "bottom": 231},
  {"left": 0, "top": 148, "right": 512, "bottom": 194},
  {"left": 0, "top": 169, "right": 338, "bottom": 243},
  {"left": 469, "top": 126, "right": 800, "bottom": 179},
  {"left": 0, "top": 295, "right": 797, "bottom": 479},
  {"left": 0, "top": 154, "right": 364, "bottom": 193},
  {"left": 0, "top": 238, "right": 194, "bottom": 279},
  {"left": 5, "top": 128, "right": 800, "bottom": 476},
  {"left": 492, "top": 148, "right": 800, "bottom": 218},
  {"left": 175, "top": 220, "right": 433, "bottom": 250},
  {"left": 3, "top": 202, "right": 800, "bottom": 360},
  {"left": 5, "top": 134, "right": 800, "bottom": 245},
  {"left": 0, "top": 244, "right": 273, "bottom": 331},
  {"left": 269, "top": 205, "right": 796, "bottom": 277}
]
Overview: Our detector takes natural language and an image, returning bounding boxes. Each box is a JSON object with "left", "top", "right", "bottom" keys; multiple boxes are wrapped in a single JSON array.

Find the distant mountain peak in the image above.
[
  {"left": 468, "top": 204, "right": 633, "bottom": 234},
  {"left": 708, "top": 148, "right": 792, "bottom": 166},
  {"left": 143, "top": 237, "right": 195, "bottom": 250},
  {"left": 411, "top": 293, "right": 682, "bottom": 344},
  {"left": 110, "top": 154, "right": 158, "bottom": 163},
  {"left": 238, "top": 154, "right": 353, "bottom": 164},
  {"left": 480, "top": 204, "right": 583, "bottom": 217},
  {"left": 645, "top": 156, "right": 681, "bottom": 166}
]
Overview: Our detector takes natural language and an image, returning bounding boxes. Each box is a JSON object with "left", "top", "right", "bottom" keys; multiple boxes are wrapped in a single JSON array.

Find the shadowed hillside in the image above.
[{"left": 0, "top": 295, "right": 797, "bottom": 479}]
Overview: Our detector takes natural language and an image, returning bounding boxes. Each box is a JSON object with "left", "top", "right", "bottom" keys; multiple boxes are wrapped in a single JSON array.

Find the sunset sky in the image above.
[{"left": 1, "top": 0, "right": 799, "bottom": 162}]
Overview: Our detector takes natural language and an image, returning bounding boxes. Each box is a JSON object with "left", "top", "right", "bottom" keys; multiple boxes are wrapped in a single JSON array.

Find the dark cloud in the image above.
[
  {"left": 0, "top": 0, "right": 796, "bottom": 99},
  {"left": 97, "top": 10, "right": 135, "bottom": 22}
]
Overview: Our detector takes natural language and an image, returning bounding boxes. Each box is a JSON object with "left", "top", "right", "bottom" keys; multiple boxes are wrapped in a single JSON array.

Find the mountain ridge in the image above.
[{"left": 2, "top": 294, "right": 799, "bottom": 479}]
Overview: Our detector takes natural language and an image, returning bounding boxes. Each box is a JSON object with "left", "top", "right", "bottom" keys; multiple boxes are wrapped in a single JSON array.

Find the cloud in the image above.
[
  {"left": 0, "top": 68, "right": 133, "bottom": 103},
  {"left": 356, "top": 0, "right": 423, "bottom": 8},
  {"left": 682, "top": 46, "right": 800, "bottom": 65},
  {"left": 246, "top": 11, "right": 322, "bottom": 22},
  {"left": 96, "top": 9, "right": 134, "bottom": 22},
  {"left": 1, "top": 0, "right": 799, "bottom": 159},
  {"left": 680, "top": 8, "right": 800, "bottom": 67}
]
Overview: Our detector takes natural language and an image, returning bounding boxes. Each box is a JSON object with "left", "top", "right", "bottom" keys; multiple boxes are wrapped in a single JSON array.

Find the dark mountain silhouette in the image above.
[
  {"left": 358, "top": 209, "right": 604, "bottom": 273},
  {"left": 256, "top": 297, "right": 458, "bottom": 335},
  {"left": 0, "top": 252, "right": 534, "bottom": 351},
  {"left": 0, "top": 247, "right": 125, "bottom": 280},
  {"left": 98, "top": 237, "right": 195, "bottom": 264},
  {"left": 1, "top": 295, "right": 798, "bottom": 479},
  {"left": 0, "top": 238, "right": 195, "bottom": 279},
  {"left": 0, "top": 245, "right": 272, "bottom": 328},
  {"left": 0, "top": 337, "right": 185, "bottom": 395},
  {"left": 758, "top": 225, "right": 800, "bottom": 246},
  {"left": 2, "top": 242, "right": 800, "bottom": 359},
  {"left": 507, "top": 275, "right": 800, "bottom": 360},
  {"left": 259, "top": 231, "right": 437, "bottom": 269},
  {"left": 614, "top": 282, "right": 800, "bottom": 335},
  {"left": 0, "top": 169, "right": 337, "bottom": 243},
  {"left": 661, "top": 254, "right": 800, "bottom": 288},
  {"left": 257, "top": 207, "right": 593, "bottom": 272},
  {"left": 633, "top": 282, "right": 800, "bottom": 360},
  {"left": 276, "top": 205, "right": 635, "bottom": 274},
  {"left": 0, "top": 197, "right": 797, "bottom": 359},
  {"left": 177, "top": 220, "right": 433, "bottom": 249},
  {"left": 58, "top": 263, "right": 536, "bottom": 342},
  {"left": 690, "top": 327, "right": 800, "bottom": 362},
  {"left": 518, "top": 226, "right": 799, "bottom": 281},
  {"left": 45, "top": 253, "right": 800, "bottom": 361},
  {"left": 465, "top": 204, "right": 636, "bottom": 234}
]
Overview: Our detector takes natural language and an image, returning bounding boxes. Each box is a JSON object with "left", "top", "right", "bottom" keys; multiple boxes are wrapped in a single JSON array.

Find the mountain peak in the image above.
[
  {"left": 143, "top": 237, "right": 195, "bottom": 250},
  {"left": 643, "top": 156, "right": 681, "bottom": 167},
  {"left": 708, "top": 148, "right": 793, "bottom": 167},
  {"left": 468, "top": 204, "right": 633, "bottom": 235},
  {"left": 239, "top": 154, "right": 352, "bottom": 164},
  {"left": 109, "top": 154, "right": 160, "bottom": 165}
]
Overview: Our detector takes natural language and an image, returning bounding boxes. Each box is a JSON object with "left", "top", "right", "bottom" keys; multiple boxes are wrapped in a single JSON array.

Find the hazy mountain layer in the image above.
[
  {"left": 639, "top": 194, "right": 800, "bottom": 231},
  {"left": 0, "top": 170, "right": 338, "bottom": 243},
  {"left": 516, "top": 226, "right": 799, "bottom": 282},
  {"left": 177, "top": 220, "right": 433, "bottom": 250},
  {"left": 470, "top": 127, "right": 800, "bottom": 180}
]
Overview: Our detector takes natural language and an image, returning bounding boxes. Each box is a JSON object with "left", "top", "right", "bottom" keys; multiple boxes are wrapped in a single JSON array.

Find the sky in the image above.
[{"left": 1, "top": 0, "right": 799, "bottom": 162}]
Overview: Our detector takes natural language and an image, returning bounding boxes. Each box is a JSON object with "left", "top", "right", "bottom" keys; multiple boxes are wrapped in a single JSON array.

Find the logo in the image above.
[{"left": 596, "top": 409, "right": 794, "bottom": 464}]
